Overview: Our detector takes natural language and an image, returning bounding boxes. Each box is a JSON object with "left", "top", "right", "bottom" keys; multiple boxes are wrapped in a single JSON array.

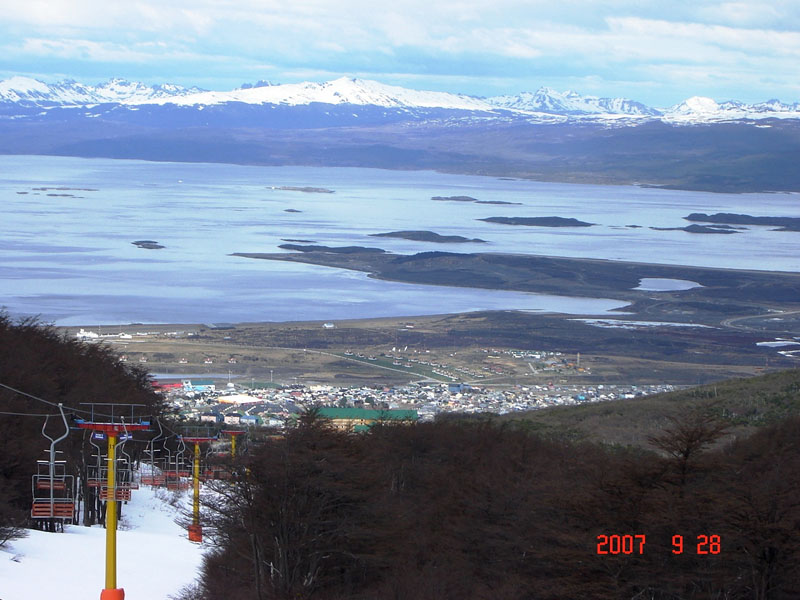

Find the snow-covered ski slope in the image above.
[{"left": 0, "top": 486, "right": 205, "bottom": 599}]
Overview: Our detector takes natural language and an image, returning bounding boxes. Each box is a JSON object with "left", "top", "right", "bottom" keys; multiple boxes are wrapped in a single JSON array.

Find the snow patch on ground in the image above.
[
  {"left": 635, "top": 278, "right": 703, "bottom": 292},
  {"left": 573, "top": 319, "right": 712, "bottom": 330},
  {"left": 756, "top": 340, "right": 800, "bottom": 348},
  {"left": 0, "top": 486, "right": 205, "bottom": 600}
]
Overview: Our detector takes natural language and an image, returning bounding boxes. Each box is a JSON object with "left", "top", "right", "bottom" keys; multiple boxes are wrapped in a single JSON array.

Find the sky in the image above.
[{"left": 0, "top": 0, "right": 799, "bottom": 106}]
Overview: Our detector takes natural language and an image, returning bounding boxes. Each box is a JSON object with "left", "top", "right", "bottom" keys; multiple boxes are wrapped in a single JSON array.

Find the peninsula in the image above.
[{"left": 370, "top": 230, "right": 487, "bottom": 243}]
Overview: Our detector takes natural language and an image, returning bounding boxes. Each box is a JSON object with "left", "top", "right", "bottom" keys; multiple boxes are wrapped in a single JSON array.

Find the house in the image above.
[
  {"left": 317, "top": 407, "right": 418, "bottom": 432},
  {"left": 448, "top": 383, "right": 472, "bottom": 394},
  {"left": 182, "top": 379, "right": 216, "bottom": 393},
  {"left": 239, "top": 414, "right": 262, "bottom": 427},
  {"left": 200, "top": 412, "right": 223, "bottom": 424},
  {"left": 224, "top": 413, "right": 242, "bottom": 425}
]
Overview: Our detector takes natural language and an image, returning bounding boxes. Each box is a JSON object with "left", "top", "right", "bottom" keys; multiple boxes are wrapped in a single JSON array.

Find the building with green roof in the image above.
[{"left": 317, "top": 407, "right": 418, "bottom": 432}]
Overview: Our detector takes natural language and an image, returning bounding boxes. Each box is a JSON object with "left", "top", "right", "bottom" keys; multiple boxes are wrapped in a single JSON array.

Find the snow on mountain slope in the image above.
[
  {"left": 0, "top": 76, "right": 203, "bottom": 105},
  {"left": 0, "top": 487, "right": 205, "bottom": 600},
  {"left": 487, "top": 87, "right": 659, "bottom": 116},
  {"left": 664, "top": 95, "right": 800, "bottom": 122},
  {"left": 141, "top": 76, "right": 497, "bottom": 111},
  {"left": 2, "top": 74, "right": 799, "bottom": 123}
]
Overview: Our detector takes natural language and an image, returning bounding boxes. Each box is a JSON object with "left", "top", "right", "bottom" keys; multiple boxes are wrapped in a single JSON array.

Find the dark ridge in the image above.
[
  {"left": 685, "top": 212, "right": 800, "bottom": 232},
  {"left": 432, "top": 195, "right": 479, "bottom": 202},
  {"left": 480, "top": 216, "right": 594, "bottom": 227},
  {"left": 432, "top": 195, "right": 521, "bottom": 205},
  {"left": 391, "top": 251, "right": 464, "bottom": 264},
  {"left": 475, "top": 200, "right": 522, "bottom": 205},
  {"left": 273, "top": 186, "right": 334, "bottom": 193},
  {"left": 278, "top": 244, "right": 386, "bottom": 254},
  {"left": 132, "top": 240, "right": 165, "bottom": 249},
  {"left": 650, "top": 225, "right": 740, "bottom": 234},
  {"left": 370, "top": 230, "right": 487, "bottom": 243}
]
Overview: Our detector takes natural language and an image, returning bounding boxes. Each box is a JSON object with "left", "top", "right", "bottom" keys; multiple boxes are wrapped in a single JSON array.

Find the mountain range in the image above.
[
  {"left": 2, "top": 75, "right": 800, "bottom": 123},
  {"left": 2, "top": 75, "right": 800, "bottom": 193}
]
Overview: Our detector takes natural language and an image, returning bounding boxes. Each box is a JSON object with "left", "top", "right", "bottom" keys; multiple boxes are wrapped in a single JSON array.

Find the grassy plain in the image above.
[{"left": 61, "top": 308, "right": 798, "bottom": 387}]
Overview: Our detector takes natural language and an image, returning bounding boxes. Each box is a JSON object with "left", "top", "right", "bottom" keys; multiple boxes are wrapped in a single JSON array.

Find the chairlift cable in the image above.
[
  {"left": 1, "top": 381, "right": 158, "bottom": 421},
  {"left": 0, "top": 381, "right": 99, "bottom": 417},
  {"left": 0, "top": 410, "right": 61, "bottom": 417}
]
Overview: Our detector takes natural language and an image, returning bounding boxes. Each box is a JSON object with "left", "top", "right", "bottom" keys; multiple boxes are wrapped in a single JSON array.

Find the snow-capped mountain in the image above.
[
  {"left": 486, "top": 87, "right": 659, "bottom": 117},
  {"left": 139, "top": 77, "right": 497, "bottom": 112},
  {"left": 0, "top": 76, "right": 204, "bottom": 105},
  {"left": 1, "top": 75, "right": 797, "bottom": 194},
  {"left": 1, "top": 74, "right": 799, "bottom": 124},
  {"left": 665, "top": 96, "right": 800, "bottom": 122}
]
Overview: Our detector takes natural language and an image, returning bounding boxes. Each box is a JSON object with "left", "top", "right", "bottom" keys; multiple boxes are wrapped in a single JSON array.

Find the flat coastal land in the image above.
[{"left": 64, "top": 251, "right": 800, "bottom": 387}]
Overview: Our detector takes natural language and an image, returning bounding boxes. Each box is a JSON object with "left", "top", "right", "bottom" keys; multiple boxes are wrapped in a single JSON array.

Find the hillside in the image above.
[
  {"left": 500, "top": 368, "right": 800, "bottom": 447},
  {"left": 189, "top": 400, "right": 800, "bottom": 599}
]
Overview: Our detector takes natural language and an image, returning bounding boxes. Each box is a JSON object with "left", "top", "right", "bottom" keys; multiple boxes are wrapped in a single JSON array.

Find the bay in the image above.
[{"left": 0, "top": 156, "right": 797, "bottom": 325}]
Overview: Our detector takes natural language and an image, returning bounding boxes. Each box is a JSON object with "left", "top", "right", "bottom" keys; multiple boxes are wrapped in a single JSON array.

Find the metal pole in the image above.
[
  {"left": 230, "top": 435, "right": 237, "bottom": 457},
  {"left": 193, "top": 442, "right": 200, "bottom": 528},
  {"left": 101, "top": 432, "right": 124, "bottom": 600},
  {"left": 188, "top": 442, "right": 202, "bottom": 542}
]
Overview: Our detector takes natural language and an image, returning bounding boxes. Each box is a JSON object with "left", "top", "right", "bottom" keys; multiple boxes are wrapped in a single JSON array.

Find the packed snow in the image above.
[{"left": 0, "top": 486, "right": 206, "bottom": 600}]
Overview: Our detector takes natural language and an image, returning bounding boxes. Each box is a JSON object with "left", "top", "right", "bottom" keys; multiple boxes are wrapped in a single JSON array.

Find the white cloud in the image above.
[{"left": 0, "top": 0, "right": 798, "bottom": 103}]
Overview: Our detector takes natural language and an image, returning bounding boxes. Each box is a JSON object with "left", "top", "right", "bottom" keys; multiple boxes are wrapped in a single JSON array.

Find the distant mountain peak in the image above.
[
  {"left": 1, "top": 74, "right": 799, "bottom": 124},
  {"left": 671, "top": 96, "right": 720, "bottom": 114},
  {"left": 0, "top": 76, "right": 204, "bottom": 105},
  {"left": 486, "top": 87, "right": 660, "bottom": 117},
  {"left": 239, "top": 80, "right": 276, "bottom": 90}
]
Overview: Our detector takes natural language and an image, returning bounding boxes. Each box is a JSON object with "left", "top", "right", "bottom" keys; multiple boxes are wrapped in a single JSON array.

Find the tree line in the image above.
[{"left": 185, "top": 409, "right": 799, "bottom": 600}]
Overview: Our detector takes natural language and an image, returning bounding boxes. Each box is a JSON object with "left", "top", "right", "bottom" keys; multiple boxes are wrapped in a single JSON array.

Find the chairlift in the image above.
[
  {"left": 31, "top": 404, "right": 75, "bottom": 522},
  {"left": 87, "top": 433, "right": 105, "bottom": 488},
  {"left": 163, "top": 444, "right": 185, "bottom": 490},
  {"left": 142, "top": 419, "right": 166, "bottom": 486},
  {"left": 175, "top": 437, "right": 192, "bottom": 478},
  {"left": 116, "top": 436, "right": 139, "bottom": 491}
]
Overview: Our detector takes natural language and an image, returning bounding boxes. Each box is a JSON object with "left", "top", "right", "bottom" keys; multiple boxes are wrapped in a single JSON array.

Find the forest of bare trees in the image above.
[{"left": 188, "top": 411, "right": 800, "bottom": 600}]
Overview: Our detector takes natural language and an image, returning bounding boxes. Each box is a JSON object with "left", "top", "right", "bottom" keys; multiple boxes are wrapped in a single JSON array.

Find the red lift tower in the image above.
[
  {"left": 76, "top": 404, "right": 150, "bottom": 600},
  {"left": 179, "top": 432, "right": 217, "bottom": 542},
  {"left": 221, "top": 429, "right": 246, "bottom": 457}
]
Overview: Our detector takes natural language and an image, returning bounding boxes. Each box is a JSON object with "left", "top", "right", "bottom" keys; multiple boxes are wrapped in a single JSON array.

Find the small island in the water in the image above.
[
  {"left": 685, "top": 213, "right": 800, "bottom": 232},
  {"left": 32, "top": 186, "right": 99, "bottom": 192},
  {"left": 432, "top": 196, "right": 521, "bottom": 205},
  {"left": 479, "top": 216, "right": 594, "bottom": 227},
  {"left": 277, "top": 244, "right": 386, "bottom": 254},
  {"left": 651, "top": 225, "right": 740, "bottom": 234},
  {"left": 284, "top": 209, "right": 303, "bottom": 213},
  {"left": 271, "top": 186, "right": 334, "bottom": 194},
  {"left": 282, "top": 238, "right": 316, "bottom": 243},
  {"left": 132, "top": 240, "right": 165, "bottom": 249},
  {"left": 370, "top": 231, "right": 487, "bottom": 244}
]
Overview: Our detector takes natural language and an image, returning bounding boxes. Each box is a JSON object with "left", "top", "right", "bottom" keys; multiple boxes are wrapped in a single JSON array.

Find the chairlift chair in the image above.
[{"left": 31, "top": 405, "right": 75, "bottom": 522}]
